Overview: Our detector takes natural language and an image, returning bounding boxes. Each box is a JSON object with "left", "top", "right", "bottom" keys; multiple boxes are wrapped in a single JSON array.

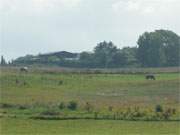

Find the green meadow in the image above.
[
  {"left": 1, "top": 118, "right": 179, "bottom": 135},
  {"left": 0, "top": 67, "right": 180, "bottom": 134}
]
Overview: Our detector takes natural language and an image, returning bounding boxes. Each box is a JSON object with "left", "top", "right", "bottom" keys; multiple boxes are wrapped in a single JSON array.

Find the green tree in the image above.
[
  {"left": 0, "top": 55, "right": 6, "bottom": 65},
  {"left": 110, "top": 50, "right": 127, "bottom": 67},
  {"left": 137, "top": 30, "right": 180, "bottom": 67},
  {"left": 156, "top": 30, "right": 180, "bottom": 66},
  {"left": 79, "top": 52, "right": 94, "bottom": 67},
  {"left": 93, "top": 41, "right": 118, "bottom": 68},
  {"left": 121, "top": 47, "right": 139, "bottom": 67}
]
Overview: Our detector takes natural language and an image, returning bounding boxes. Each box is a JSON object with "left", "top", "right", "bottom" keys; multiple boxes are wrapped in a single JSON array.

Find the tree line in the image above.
[{"left": 1, "top": 29, "right": 180, "bottom": 68}]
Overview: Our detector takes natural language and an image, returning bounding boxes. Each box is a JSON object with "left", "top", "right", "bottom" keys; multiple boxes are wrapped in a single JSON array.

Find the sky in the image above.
[{"left": 0, "top": 0, "right": 180, "bottom": 61}]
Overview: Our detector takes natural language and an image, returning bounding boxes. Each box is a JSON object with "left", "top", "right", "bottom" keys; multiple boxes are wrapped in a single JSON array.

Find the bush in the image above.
[
  {"left": 162, "top": 108, "right": 176, "bottom": 120},
  {"left": 94, "top": 112, "right": 99, "bottom": 119},
  {"left": 171, "top": 108, "right": 176, "bottom": 114},
  {"left": 58, "top": 102, "right": 66, "bottom": 110},
  {"left": 108, "top": 106, "right": 113, "bottom": 112},
  {"left": 0, "top": 103, "right": 14, "bottom": 108},
  {"left": 67, "top": 101, "right": 78, "bottom": 110},
  {"left": 18, "top": 105, "right": 28, "bottom": 110},
  {"left": 155, "top": 105, "right": 163, "bottom": 112},
  {"left": 162, "top": 110, "right": 171, "bottom": 120},
  {"left": 58, "top": 80, "right": 63, "bottom": 85},
  {"left": 84, "top": 102, "right": 93, "bottom": 112},
  {"left": 40, "top": 110, "right": 59, "bottom": 116}
]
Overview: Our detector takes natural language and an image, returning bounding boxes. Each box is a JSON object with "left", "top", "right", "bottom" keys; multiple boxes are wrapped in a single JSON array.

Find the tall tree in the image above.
[
  {"left": 1, "top": 55, "right": 7, "bottom": 65},
  {"left": 137, "top": 30, "right": 180, "bottom": 67},
  {"left": 156, "top": 30, "right": 180, "bottom": 66},
  {"left": 110, "top": 50, "right": 127, "bottom": 67},
  {"left": 93, "top": 41, "right": 118, "bottom": 68},
  {"left": 121, "top": 47, "right": 138, "bottom": 66},
  {"left": 79, "top": 52, "right": 95, "bottom": 67}
]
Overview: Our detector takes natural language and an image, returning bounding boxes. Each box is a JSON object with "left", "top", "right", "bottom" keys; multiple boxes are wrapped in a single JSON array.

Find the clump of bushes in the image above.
[
  {"left": 58, "top": 102, "right": 66, "bottom": 110},
  {"left": 18, "top": 105, "right": 28, "bottom": 110},
  {"left": 84, "top": 102, "right": 93, "bottom": 112},
  {"left": 58, "top": 80, "right": 63, "bottom": 85},
  {"left": 108, "top": 106, "right": 113, "bottom": 112},
  {"left": 162, "top": 108, "right": 176, "bottom": 120},
  {"left": 67, "top": 101, "right": 78, "bottom": 110},
  {"left": 0, "top": 103, "right": 14, "bottom": 108},
  {"left": 40, "top": 110, "right": 59, "bottom": 116},
  {"left": 2, "top": 101, "right": 177, "bottom": 121},
  {"left": 57, "top": 101, "right": 78, "bottom": 110},
  {"left": 155, "top": 105, "right": 163, "bottom": 112},
  {"left": 94, "top": 112, "right": 99, "bottom": 119},
  {"left": 153, "top": 105, "right": 176, "bottom": 120}
]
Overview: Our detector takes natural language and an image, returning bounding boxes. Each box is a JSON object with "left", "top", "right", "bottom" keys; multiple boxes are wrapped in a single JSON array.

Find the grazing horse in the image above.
[
  {"left": 146, "top": 74, "right": 155, "bottom": 80},
  {"left": 20, "top": 67, "right": 28, "bottom": 73}
]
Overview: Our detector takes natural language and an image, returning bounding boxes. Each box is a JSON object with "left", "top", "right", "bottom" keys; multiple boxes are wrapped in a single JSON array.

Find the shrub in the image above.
[
  {"left": 58, "top": 102, "right": 66, "bottom": 110},
  {"left": 40, "top": 110, "right": 59, "bottom": 116},
  {"left": 155, "top": 105, "right": 163, "bottom": 112},
  {"left": 172, "top": 108, "right": 176, "bottom": 114},
  {"left": 108, "top": 106, "right": 113, "bottom": 112},
  {"left": 18, "top": 105, "right": 28, "bottom": 110},
  {"left": 67, "top": 101, "right": 78, "bottom": 110},
  {"left": 162, "top": 108, "right": 176, "bottom": 120},
  {"left": 0, "top": 103, "right": 14, "bottom": 108},
  {"left": 162, "top": 110, "right": 171, "bottom": 120},
  {"left": 94, "top": 112, "right": 99, "bottom": 119},
  {"left": 84, "top": 102, "right": 93, "bottom": 112},
  {"left": 58, "top": 80, "right": 63, "bottom": 85}
]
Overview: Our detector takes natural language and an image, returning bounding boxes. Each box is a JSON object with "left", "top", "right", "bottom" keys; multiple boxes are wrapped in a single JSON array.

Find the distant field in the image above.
[
  {"left": 0, "top": 67, "right": 179, "bottom": 134},
  {"left": 0, "top": 67, "right": 179, "bottom": 107}
]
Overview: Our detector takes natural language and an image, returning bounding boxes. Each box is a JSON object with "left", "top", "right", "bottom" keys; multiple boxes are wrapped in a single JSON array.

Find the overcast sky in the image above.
[{"left": 0, "top": 0, "right": 180, "bottom": 60}]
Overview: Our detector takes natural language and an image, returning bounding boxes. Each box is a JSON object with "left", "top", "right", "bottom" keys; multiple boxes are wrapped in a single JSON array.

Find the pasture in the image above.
[
  {"left": 1, "top": 118, "right": 179, "bottom": 135},
  {"left": 0, "top": 67, "right": 180, "bottom": 134}
]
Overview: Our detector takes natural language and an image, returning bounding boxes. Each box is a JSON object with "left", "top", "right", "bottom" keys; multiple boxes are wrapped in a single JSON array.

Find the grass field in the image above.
[
  {"left": 1, "top": 118, "right": 179, "bottom": 135},
  {"left": 0, "top": 67, "right": 180, "bottom": 134}
]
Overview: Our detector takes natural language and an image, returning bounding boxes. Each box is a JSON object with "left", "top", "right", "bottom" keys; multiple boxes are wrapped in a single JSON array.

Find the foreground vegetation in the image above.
[
  {"left": 0, "top": 67, "right": 179, "bottom": 134},
  {"left": 1, "top": 118, "right": 179, "bottom": 135}
]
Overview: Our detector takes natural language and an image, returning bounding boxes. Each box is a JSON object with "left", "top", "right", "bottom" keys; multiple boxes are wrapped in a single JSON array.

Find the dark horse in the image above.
[{"left": 146, "top": 74, "right": 155, "bottom": 80}]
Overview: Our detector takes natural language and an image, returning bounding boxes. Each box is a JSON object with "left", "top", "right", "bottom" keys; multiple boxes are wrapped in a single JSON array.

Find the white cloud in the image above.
[
  {"left": 1, "top": 0, "right": 180, "bottom": 60},
  {"left": 1, "top": 0, "right": 82, "bottom": 14},
  {"left": 112, "top": 0, "right": 179, "bottom": 14},
  {"left": 32, "top": 0, "right": 82, "bottom": 9}
]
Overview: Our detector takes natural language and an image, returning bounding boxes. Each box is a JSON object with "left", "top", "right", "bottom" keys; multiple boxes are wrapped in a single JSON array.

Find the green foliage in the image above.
[
  {"left": 108, "top": 106, "right": 113, "bottom": 112},
  {"left": 58, "top": 102, "right": 66, "bottom": 110},
  {"left": 93, "top": 41, "right": 118, "bottom": 67},
  {"left": 40, "top": 110, "right": 59, "bottom": 116},
  {"left": 155, "top": 105, "right": 163, "bottom": 113},
  {"left": 84, "top": 102, "right": 93, "bottom": 112},
  {"left": 94, "top": 112, "right": 99, "bottom": 119},
  {"left": 67, "top": 101, "right": 78, "bottom": 110},
  {"left": 137, "top": 30, "right": 180, "bottom": 67},
  {"left": 11, "top": 29, "right": 180, "bottom": 68},
  {"left": 79, "top": 52, "right": 95, "bottom": 68},
  {"left": 0, "top": 55, "right": 7, "bottom": 65}
]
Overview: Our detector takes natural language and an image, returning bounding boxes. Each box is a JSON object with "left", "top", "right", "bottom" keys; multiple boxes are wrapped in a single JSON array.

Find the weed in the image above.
[{"left": 84, "top": 102, "right": 93, "bottom": 112}]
